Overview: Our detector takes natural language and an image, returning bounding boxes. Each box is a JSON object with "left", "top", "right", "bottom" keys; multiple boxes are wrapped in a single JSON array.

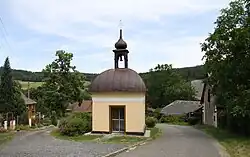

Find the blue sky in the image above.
[{"left": 0, "top": 0, "right": 231, "bottom": 73}]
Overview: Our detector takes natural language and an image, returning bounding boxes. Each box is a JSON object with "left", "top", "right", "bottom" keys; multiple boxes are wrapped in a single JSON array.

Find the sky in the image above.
[{"left": 0, "top": 0, "right": 231, "bottom": 73}]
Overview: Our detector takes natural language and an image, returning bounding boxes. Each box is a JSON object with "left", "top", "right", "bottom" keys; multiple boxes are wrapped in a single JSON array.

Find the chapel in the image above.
[{"left": 89, "top": 28, "right": 146, "bottom": 135}]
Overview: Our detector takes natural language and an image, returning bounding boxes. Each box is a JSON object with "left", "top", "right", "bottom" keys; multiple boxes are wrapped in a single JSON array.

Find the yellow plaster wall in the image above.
[{"left": 92, "top": 92, "right": 145, "bottom": 133}]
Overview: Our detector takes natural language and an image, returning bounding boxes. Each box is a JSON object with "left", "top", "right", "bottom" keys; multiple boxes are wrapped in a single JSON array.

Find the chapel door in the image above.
[{"left": 110, "top": 106, "right": 125, "bottom": 133}]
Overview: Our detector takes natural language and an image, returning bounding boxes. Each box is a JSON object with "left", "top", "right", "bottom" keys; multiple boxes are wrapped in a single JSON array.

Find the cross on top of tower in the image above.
[{"left": 119, "top": 20, "right": 123, "bottom": 29}]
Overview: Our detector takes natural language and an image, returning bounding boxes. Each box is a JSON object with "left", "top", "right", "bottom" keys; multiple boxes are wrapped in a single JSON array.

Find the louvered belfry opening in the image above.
[{"left": 113, "top": 29, "right": 129, "bottom": 69}]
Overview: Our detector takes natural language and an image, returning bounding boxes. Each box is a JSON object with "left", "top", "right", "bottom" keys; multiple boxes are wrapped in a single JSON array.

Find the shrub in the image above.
[
  {"left": 146, "top": 116, "right": 157, "bottom": 128},
  {"left": 37, "top": 123, "right": 44, "bottom": 128},
  {"left": 159, "top": 115, "right": 186, "bottom": 124},
  {"left": 19, "top": 112, "right": 29, "bottom": 125},
  {"left": 0, "top": 127, "right": 8, "bottom": 133},
  {"left": 41, "top": 117, "right": 51, "bottom": 126},
  {"left": 59, "top": 112, "right": 92, "bottom": 136},
  {"left": 16, "top": 124, "right": 30, "bottom": 130},
  {"left": 187, "top": 117, "right": 200, "bottom": 125},
  {"left": 51, "top": 111, "right": 57, "bottom": 126},
  {"left": 153, "top": 108, "right": 162, "bottom": 120},
  {"left": 0, "top": 114, "right": 4, "bottom": 127}
]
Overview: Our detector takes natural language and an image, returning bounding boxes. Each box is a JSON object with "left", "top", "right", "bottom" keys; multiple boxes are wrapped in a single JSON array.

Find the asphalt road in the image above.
[
  {"left": 0, "top": 129, "right": 126, "bottom": 157},
  {"left": 116, "top": 124, "right": 228, "bottom": 157}
]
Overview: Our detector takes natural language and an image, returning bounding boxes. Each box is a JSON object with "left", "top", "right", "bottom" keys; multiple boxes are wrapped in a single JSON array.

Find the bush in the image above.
[
  {"left": 19, "top": 112, "right": 29, "bottom": 125},
  {"left": 146, "top": 116, "right": 157, "bottom": 128},
  {"left": 153, "top": 108, "right": 162, "bottom": 120},
  {"left": 16, "top": 124, "right": 30, "bottom": 130},
  {"left": 159, "top": 115, "right": 186, "bottom": 124},
  {"left": 0, "top": 127, "right": 8, "bottom": 133},
  {"left": 51, "top": 111, "right": 57, "bottom": 126},
  {"left": 0, "top": 114, "right": 4, "bottom": 127},
  {"left": 59, "top": 112, "right": 92, "bottom": 136},
  {"left": 41, "top": 117, "right": 51, "bottom": 126},
  {"left": 187, "top": 117, "right": 200, "bottom": 125}
]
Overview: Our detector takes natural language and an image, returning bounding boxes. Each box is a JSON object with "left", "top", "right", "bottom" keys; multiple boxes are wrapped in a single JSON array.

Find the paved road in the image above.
[
  {"left": 117, "top": 124, "right": 227, "bottom": 157},
  {"left": 0, "top": 129, "right": 126, "bottom": 157}
]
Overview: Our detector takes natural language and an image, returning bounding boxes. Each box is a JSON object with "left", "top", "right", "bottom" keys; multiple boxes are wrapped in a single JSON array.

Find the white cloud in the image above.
[{"left": 2, "top": 0, "right": 231, "bottom": 72}]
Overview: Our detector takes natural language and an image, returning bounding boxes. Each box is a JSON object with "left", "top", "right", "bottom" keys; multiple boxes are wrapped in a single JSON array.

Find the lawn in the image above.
[
  {"left": 149, "top": 127, "right": 162, "bottom": 139},
  {"left": 104, "top": 127, "right": 162, "bottom": 144},
  {"left": 19, "top": 80, "right": 90, "bottom": 90},
  {"left": 19, "top": 81, "right": 44, "bottom": 89},
  {"left": 103, "top": 136, "right": 146, "bottom": 144},
  {"left": 0, "top": 132, "right": 14, "bottom": 146},
  {"left": 197, "top": 125, "right": 250, "bottom": 157},
  {"left": 50, "top": 129, "right": 102, "bottom": 142}
]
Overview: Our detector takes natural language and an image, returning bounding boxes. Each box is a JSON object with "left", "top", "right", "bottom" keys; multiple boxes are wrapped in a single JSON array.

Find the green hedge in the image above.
[
  {"left": 187, "top": 117, "right": 200, "bottom": 125},
  {"left": 146, "top": 116, "right": 157, "bottom": 128},
  {"left": 159, "top": 115, "right": 186, "bottom": 124},
  {"left": 59, "top": 112, "right": 92, "bottom": 136}
]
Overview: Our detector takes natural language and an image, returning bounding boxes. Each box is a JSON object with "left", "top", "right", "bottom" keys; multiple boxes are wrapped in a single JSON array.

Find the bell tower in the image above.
[{"left": 113, "top": 28, "right": 129, "bottom": 69}]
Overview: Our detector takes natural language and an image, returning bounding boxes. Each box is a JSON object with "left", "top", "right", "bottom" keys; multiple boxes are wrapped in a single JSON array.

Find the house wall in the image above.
[
  {"left": 91, "top": 92, "right": 145, "bottom": 134},
  {"left": 202, "top": 85, "right": 217, "bottom": 127}
]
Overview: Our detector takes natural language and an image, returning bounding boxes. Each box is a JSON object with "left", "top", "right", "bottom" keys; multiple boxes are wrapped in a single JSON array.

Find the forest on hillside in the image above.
[{"left": 0, "top": 65, "right": 205, "bottom": 82}]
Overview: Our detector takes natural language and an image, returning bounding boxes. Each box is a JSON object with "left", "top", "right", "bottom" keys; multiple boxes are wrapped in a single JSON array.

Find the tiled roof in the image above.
[
  {"left": 21, "top": 93, "right": 37, "bottom": 105},
  {"left": 161, "top": 100, "right": 202, "bottom": 115},
  {"left": 191, "top": 80, "right": 205, "bottom": 100},
  {"left": 68, "top": 100, "right": 92, "bottom": 112}
]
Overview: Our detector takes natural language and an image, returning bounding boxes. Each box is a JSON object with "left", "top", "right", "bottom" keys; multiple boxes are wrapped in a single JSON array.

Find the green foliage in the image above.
[
  {"left": 59, "top": 112, "right": 92, "bottom": 136},
  {"left": 24, "top": 50, "right": 89, "bottom": 116},
  {"left": 41, "top": 117, "right": 51, "bottom": 126},
  {"left": 152, "top": 108, "right": 162, "bottom": 120},
  {"left": 149, "top": 127, "right": 162, "bottom": 139},
  {"left": 19, "top": 111, "right": 29, "bottom": 125},
  {"left": 0, "top": 57, "right": 26, "bottom": 117},
  {"left": 0, "top": 65, "right": 205, "bottom": 83},
  {"left": 0, "top": 127, "right": 8, "bottom": 133},
  {"left": 145, "top": 116, "right": 157, "bottom": 128},
  {"left": 201, "top": 0, "right": 250, "bottom": 135},
  {"left": 16, "top": 124, "right": 30, "bottom": 131},
  {"left": 0, "top": 114, "right": 3, "bottom": 126},
  {"left": 187, "top": 117, "right": 200, "bottom": 125},
  {"left": 51, "top": 111, "right": 57, "bottom": 126},
  {"left": 144, "top": 64, "right": 196, "bottom": 108},
  {"left": 160, "top": 115, "right": 186, "bottom": 124}
]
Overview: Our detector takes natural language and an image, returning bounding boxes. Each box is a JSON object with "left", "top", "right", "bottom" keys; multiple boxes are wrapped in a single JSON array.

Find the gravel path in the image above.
[
  {"left": 116, "top": 124, "right": 227, "bottom": 157},
  {"left": 0, "top": 129, "right": 126, "bottom": 157}
]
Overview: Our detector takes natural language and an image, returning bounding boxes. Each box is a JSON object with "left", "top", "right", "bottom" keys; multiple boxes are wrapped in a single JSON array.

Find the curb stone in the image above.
[{"left": 102, "top": 138, "right": 152, "bottom": 157}]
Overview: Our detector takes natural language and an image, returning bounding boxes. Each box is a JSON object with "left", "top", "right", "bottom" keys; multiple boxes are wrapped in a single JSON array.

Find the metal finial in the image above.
[{"left": 119, "top": 20, "right": 123, "bottom": 29}]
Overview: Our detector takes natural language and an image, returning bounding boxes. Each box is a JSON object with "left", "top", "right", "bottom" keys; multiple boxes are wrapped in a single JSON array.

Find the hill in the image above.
[{"left": 0, "top": 65, "right": 205, "bottom": 83}]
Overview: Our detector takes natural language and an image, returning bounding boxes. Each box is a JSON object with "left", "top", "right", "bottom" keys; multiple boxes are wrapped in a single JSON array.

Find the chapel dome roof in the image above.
[{"left": 89, "top": 68, "right": 146, "bottom": 93}]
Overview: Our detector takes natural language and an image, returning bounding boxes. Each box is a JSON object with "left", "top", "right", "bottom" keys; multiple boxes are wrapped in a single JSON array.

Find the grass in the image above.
[
  {"left": 50, "top": 129, "right": 102, "bottom": 142},
  {"left": 51, "top": 126, "right": 162, "bottom": 144},
  {"left": 19, "top": 81, "right": 44, "bottom": 89},
  {"left": 162, "top": 121, "right": 190, "bottom": 126},
  {"left": 105, "top": 127, "right": 162, "bottom": 144},
  {"left": 197, "top": 125, "right": 250, "bottom": 157},
  {"left": 19, "top": 80, "right": 90, "bottom": 90},
  {"left": 149, "top": 127, "right": 162, "bottom": 139},
  {"left": 0, "top": 132, "right": 14, "bottom": 146},
  {"left": 104, "top": 136, "right": 146, "bottom": 144}
]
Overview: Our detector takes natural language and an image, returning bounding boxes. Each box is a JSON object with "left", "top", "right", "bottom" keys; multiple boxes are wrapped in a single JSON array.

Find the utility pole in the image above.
[{"left": 27, "top": 80, "right": 30, "bottom": 99}]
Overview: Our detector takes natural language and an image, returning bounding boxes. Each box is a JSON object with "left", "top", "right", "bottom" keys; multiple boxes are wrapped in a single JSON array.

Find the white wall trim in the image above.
[{"left": 92, "top": 96, "right": 145, "bottom": 103}]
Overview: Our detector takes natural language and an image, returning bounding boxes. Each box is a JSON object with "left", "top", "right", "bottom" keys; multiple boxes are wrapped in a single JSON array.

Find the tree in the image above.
[
  {"left": 0, "top": 57, "right": 25, "bottom": 117},
  {"left": 41, "top": 50, "right": 88, "bottom": 116},
  {"left": 144, "top": 64, "right": 195, "bottom": 108},
  {"left": 201, "top": 0, "right": 250, "bottom": 135}
]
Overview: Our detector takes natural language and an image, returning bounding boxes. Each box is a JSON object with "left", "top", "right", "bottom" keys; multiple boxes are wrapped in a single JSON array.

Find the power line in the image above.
[
  {"left": 0, "top": 17, "right": 8, "bottom": 36},
  {"left": 0, "top": 16, "right": 13, "bottom": 53}
]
